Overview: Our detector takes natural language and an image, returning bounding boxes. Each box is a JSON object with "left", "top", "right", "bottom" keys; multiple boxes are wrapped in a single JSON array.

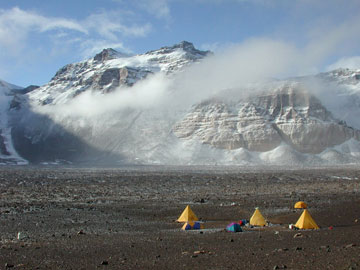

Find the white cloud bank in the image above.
[{"left": 36, "top": 73, "right": 172, "bottom": 119}]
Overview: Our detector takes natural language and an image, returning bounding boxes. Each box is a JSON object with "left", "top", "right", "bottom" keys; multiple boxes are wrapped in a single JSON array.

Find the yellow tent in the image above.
[
  {"left": 177, "top": 205, "right": 198, "bottom": 222},
  {"left": 250, "top": 208, "right": 266, "bottom": 226},
  {"left": 294, "top": 201, "right": 307, "bottom": 209},
  {"left": 295, "top": 209, "right": 319, "bottom": 229}
]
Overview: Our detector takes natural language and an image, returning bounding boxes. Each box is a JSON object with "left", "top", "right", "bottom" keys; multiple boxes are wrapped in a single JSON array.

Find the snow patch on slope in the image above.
[{"left": 0, "top": 81, "right": 28, "bottom": 164}]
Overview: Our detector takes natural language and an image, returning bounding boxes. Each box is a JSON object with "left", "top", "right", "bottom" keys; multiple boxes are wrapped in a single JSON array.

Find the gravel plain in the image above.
[{"left": 0, "top": 166, "right": 359, "bottom": 269}]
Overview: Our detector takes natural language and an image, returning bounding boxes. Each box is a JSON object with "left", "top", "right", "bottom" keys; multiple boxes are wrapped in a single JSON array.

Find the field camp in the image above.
[{"left": 176, "top": 201, "right": 320, "bottom": 232}]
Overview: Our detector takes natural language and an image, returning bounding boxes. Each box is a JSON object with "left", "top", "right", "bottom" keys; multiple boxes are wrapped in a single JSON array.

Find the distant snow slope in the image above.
[{"left": 0, "top": 80, "right": 28, "bottom": 164}]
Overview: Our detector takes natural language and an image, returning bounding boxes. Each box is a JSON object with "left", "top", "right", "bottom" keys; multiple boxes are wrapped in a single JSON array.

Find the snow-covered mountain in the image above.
[
  {"left": 3, "top": 41, "right": 360, "bottom": 165},
  {"left": 28, "top": 41, "right": 210, "bottom": 106}
]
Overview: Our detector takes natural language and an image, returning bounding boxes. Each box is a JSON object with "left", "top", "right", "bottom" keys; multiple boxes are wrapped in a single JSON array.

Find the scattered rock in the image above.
[
  {"left": 5, "top": 263, "right": 14, "bottom": 268},
  {"left": 195, "top": 198, "right": 206, "bottom": 203},
  {"left": 17, "top": 232, "right": 27, "bottom": 240},
  {"left": 77, "top": 230, "right": 85, "bottom": 235},
  {"left": 101, "top": 260, "right": 108, "bottom": 265},
  {"left": 344, "top": 243, "right": 356, "bottom": 248},
  {"left": 273, "top": 265, "right": 287, "bottom": 269},
  {"left": 274, "top": 248, "right": 288, "bottom": 252},
  {"left": 295, "top": 247, "right": 302, "bottom": 251},
  {"left": 293, "top": 233, "right": 303, "bottom": 238},
  {"left": 319, "top": 245, "right": 331, "bottom": 252}
]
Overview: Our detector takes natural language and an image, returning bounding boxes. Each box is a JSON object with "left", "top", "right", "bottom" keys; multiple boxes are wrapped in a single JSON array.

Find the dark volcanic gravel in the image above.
[{"left": 0, "top": 166, "right": 359, "bottom": 269}]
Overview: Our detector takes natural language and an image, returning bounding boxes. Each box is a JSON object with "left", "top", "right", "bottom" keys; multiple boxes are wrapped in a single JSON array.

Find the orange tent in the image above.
[{"left": 294, "top": 201, "right": 307, "bottom": 209}]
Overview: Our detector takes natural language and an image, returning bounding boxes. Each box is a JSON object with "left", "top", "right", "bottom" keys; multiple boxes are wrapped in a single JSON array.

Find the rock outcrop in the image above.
[{"left": 173, "top": 82, "right": 360, "bottom": 154}]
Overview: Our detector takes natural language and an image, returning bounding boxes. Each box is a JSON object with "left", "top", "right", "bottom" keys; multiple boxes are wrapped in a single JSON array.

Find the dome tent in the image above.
[
  {"left": 226, "top": 222, "right": 242, "bottom": 232},
  {"left": 294, "top": 201, "right": 307, "bottom": 209}
]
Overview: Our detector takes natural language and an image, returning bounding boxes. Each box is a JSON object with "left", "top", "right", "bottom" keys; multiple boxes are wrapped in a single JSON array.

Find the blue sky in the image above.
[{"left": 1, "top": 0, "right": 360, "bottom": 87}]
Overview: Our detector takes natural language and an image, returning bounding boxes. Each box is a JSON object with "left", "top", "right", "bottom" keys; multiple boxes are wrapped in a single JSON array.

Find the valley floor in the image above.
[{"left": 0, "top": 166, "right": 359, "bottom": 269}]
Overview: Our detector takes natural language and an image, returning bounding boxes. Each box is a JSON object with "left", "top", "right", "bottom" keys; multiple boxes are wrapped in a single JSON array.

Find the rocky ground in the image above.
[{"left": 0, "top": 166, "right": 359, "bottom": 270}]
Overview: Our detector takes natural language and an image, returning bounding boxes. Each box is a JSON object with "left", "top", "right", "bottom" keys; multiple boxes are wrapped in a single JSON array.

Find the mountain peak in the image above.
[
  {"left": 146, "top": 41, "right": 211, "bottom": 58},
  {"left": 93, "top": 48, "right": 130, "bottom": 62},
  {"left": 171, "top": 41, "right": 195, "bottom": 50}
]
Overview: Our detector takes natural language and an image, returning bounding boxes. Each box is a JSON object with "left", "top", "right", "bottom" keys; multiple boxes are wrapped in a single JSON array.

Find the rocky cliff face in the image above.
[{"left": 173, "top": 82, "right": 360, "bottom": 154}]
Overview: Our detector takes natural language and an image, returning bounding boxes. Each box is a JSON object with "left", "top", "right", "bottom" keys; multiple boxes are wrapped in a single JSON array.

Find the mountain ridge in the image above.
[{"left": 1, "top": 42, "right": 360, "bottom": 165}]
